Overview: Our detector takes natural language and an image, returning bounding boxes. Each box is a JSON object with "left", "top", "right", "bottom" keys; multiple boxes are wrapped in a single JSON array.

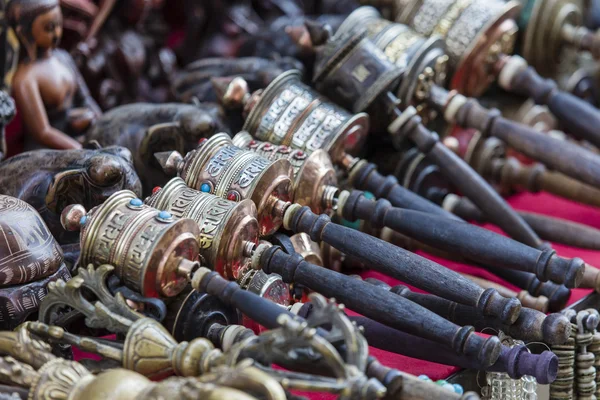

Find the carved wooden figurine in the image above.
[
  {"left": 0, "top": 195, "right": 71, "bottom": 329},
  {"left": 0, "top": 146, "right": 141, "bottom": 244},
  {"left": 85, "top": 102, "right": 226, "bottom": 192},
  {"left": 7, "top": 0, "right": 101, "bottom": 151}
]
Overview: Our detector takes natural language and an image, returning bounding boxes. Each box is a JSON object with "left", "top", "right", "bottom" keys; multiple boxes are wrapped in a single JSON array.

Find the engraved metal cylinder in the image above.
[
  {"left": 146, "top": 177, "right": 259, "bottom": 280},
  {"left": 518, "top": 0, "right": 584, "bottom": 77},
  {"left": 551, "top": 323, "right": 577, "bottom": 399},
  {"left": 336, "top": 6, "right": 449, "bottom": 112},
  {"left": 242, "top": 70, "right": 369, "bottom": 163},
  {"left": 78, "top": 190, "right": 201, "bottom": 298},
  {"left": 176, "top": 133, "right": 294, "bottom": 236},
  {"left": 312, "top": 29, "right": 403, "bottom": 114},
  {"left": 392, "top": 0, "right": 521, "bottom": 96},
  {"left": 232, "top": 132, "right": 338, "bottom": 214}
]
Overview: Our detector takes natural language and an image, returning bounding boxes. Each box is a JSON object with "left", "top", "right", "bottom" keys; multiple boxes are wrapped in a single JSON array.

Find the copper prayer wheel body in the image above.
[
  {"left": 391, "top": 0, "right": 521, "bottom": 96},
  {"left": 232, "top": 132, "right": 338, "bottom": 214},
  {"left": 146, "top": 177, "right": 259, "bottom": 280},
  {"left": 174, "top": 133, "right": 294, "bottom": 236},
  {"left": 242, "top": 70, "right": 369, "bottom": 163},
  {"left": 76, "top": 190, "right": 201, "bottom": 298}
]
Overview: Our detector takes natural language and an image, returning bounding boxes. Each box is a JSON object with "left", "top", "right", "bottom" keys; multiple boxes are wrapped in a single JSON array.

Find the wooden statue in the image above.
[
  {"left": 6, "top": 0, "right": 101, "bottom": 151},
  {"left": 85, "top": 102, "right": 227, "bottom": 192},
  {"left": 0, "top": 146, "right": 141, "bottom": 243}
]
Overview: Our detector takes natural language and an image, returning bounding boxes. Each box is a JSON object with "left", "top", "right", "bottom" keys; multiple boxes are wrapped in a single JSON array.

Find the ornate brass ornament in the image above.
[{"left": 35, "top": 264, "right": 386, "bottom": 399}]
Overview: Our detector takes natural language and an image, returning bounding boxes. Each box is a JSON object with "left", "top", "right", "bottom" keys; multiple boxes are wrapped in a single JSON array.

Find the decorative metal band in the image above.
[
  {"left": 244, "top": 76, "right": 352, "bottom": 155},
  {"left": 431, "top": 0, "right": 473, "bottom": 38},
  {"left": 146, "top": 178, "right": 237, "bottom": 268},
  {"left": 445, "top": 1, "right": 507, "bottom": 65},
  {"left": 410, "top": 0, "right": 455, "bottom": 36},
  {"left": 233, "top": 132, "right": 309, "bottom": 179},
  {"left": 375, "top": 25, "right": 425, "bottom": 68}
]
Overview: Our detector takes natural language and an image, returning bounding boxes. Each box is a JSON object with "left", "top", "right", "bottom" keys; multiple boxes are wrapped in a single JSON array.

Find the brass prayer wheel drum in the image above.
[
  {"left": 335, "top": 7, "right": 449, "bottom": 117},
  {"left": 166, "top": 133, "right": 294, "bottom": 236},
  {"left": 146, "top": 177, "right": 259, "bottom": 280},
  {"left": 61, "top": 190, "right": 201, "bottom": 298},
  {"left": 390, "top": 0, "right": 521, "bottom": 96},
  {"left": 518, "top": 0, "right": 585, "bottom": 77},
  {"left": 312, "top": 28, "right": 403, "bottom": 115},
  {"left": 0, "top": 195, "right": 64, "bottom": 287},
  {"left": 232, "top": 132, "right": 338, "bottom": 214},
  {"left": 241, "top": 70, "right": 369, "bottom": 164}
]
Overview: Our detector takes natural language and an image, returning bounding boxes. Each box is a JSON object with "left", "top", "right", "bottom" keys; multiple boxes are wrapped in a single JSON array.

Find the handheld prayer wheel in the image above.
[
  {"left": 388, "top": 0, "right": 521, "bottom": 96},
  {"left": 518, "top": 0, "right": 600, "bottom": 77},
  {"left": 61, "top": 190, "right": 201, "bottom": 298},
  {"left": 232, "top": 132, "right": 338, "bottom": 214},
  {"left": 219, "top": 70, "right": 370, "bottom": 164},
  {"left": 158, "top": 133, "right": 294, "bottom": 236},
  {"left": 146, "top": 177, "right": 259, "bottom": 280}
]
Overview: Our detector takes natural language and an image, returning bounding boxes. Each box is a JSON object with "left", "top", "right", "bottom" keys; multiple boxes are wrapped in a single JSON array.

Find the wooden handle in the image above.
[
  {"left": 348, "top": 160, "right": 460, "bottom": 220},
  {"left": 482, "top": 266, "right": 571, "bottom": 313},
  {"left": 390, "top": 285, "right": 570, "bottom": 346},
  {"left": 261, "top": 246, "right": 502, "bottom": 367},
  {"left": 460, "top": 273, "right": 549, "bottom": 314},
  {"left": 343, "top": 191, "right": 585, "bottom": 288},
  {"left": 450, "top": 196, "right": 600, "bottom": 251},
  {"left": 505, "top": 62, "right": 600, "bottom": 148},
  {"left": 194, "top": 270, "right": 296, "bottom": 330},
  {"left": 287, "top": 205, "right": 522, "bottom": 324},
  {"left": 392, "top": 110, "right": 540, "bottom": 247},
  {"left": 353, "top": 316, "right": 558, "bottom": 384},
  {"left": 455, "top": 96, "right": 600, "bottom": 190}
]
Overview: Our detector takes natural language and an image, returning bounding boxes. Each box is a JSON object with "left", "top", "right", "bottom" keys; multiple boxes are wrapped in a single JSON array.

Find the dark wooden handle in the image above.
[
  {"left": 390, "top": 285, "right": 570, "bottom": 346},
  {"left": 195, "top": 270, "right": 295, "bottom": 329},
  {"left": 352, "top": 316, "right": 558, "bottom": 384},
  {"left": 288, "top": 206, "right": 521, "bottom": 324},
  {"left": 261, "top": 246, "right": 502, "bottom": 367},
  {"left": 509, "top": 66, "right": 600, "bottom": 148},
  {"left": 450, "top": 196, "right": 600, "bottom": 251},
  {"left": 395, "top": 114, "right": 540, "bottom": 247},
  {"left": 480, "top": 266, "right": 571, "bottom": 313},
  {"left": 455, "top": 98, "right": 600, "bottom": 189},
  {"left": 349, "top": 160, "right": 460, "bottom": 220},
  {"left": 343, "top": 191, "right": 585, "bottom": 288},
  {"left": 497, "top": 157, "right": 600, "bottom": 209}
]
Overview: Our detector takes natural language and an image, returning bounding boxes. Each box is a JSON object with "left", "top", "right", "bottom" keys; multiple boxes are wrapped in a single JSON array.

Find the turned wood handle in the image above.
[
  {"left": 461, "top": 273, "right": 549, "bottom": 314},
  {"left": 507, "top": 64, "right": 600, "bottom": 148},
  {"left": 343, "top": 191, "right": 585, "bottom": 288},
  {"left": 261, "top": 246, "right": 502, "bottom": 367},
  {"left": 450, "top": 196, "right": 600, "bottom": 251},
  {"left": 352, "top": 316, "right": 558, "bottom": 384},
  {"left": 403, "top": 119, "right": 540, "bottom": 248},
  {"left": 455, "top": 97, "right": 600, "bottom": 190},
  {"left": 390, "top": 285, "right": 570, "bottom": 346},
  {"left": 349, "top": 160, "right": 460, "bottom": 220},
  {"left": 288, "top": 206, "right": 521, "bottom": 324},
  {"left": 484, "top": 267, "right": 571, "bottom": 313},
  {"left": 500, "top": 157, "right": 600, "bottom": 208},
  {"left": 195, "top": 270, "right": 295, "bottom": 329},
  {"left": 519, "top": 211, "right": 600, "bottom": 251}
]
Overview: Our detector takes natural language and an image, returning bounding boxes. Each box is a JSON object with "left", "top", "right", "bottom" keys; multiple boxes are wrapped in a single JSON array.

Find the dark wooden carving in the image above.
[
  {"left": 0, "top": 147, "right": 141, "bottom": 244},
  {"left": 85, "top": 102, "right": 225, "bottom": 191}
]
